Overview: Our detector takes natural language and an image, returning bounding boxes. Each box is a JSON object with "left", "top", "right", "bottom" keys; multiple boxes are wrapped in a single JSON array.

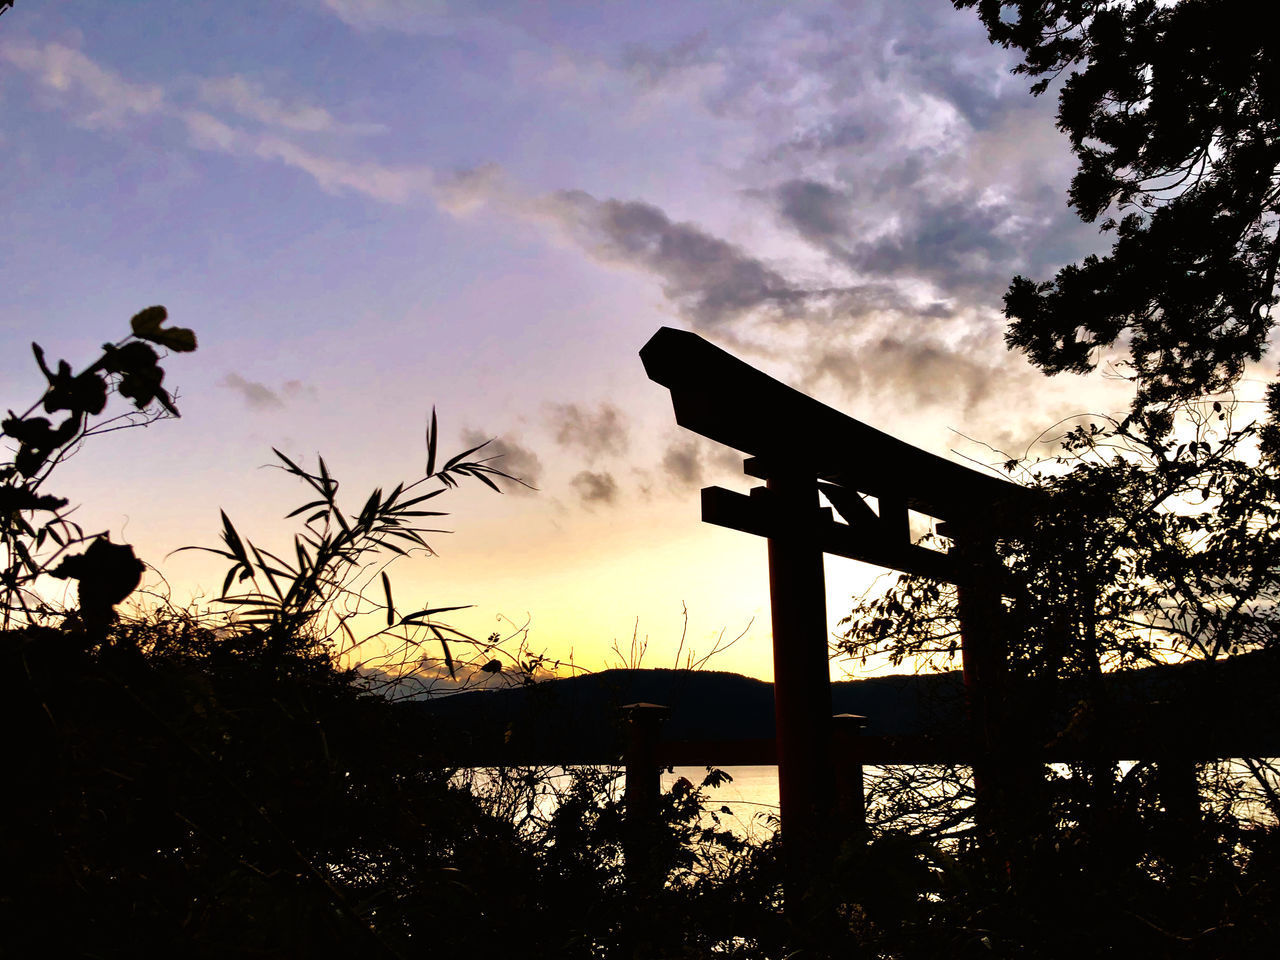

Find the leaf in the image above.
[
  {"left": 220, "top": 511, "right": 251, "bottom": 566},
  {"left": 129, "top": 305, "right": 168, "bottom": 337},
  {"left": 216, "top": 595, "right": 281, "bottom": 607},
  {"left": 442, "top": 439, "right": 490, "bottom": 474},
  {"left": 381, "top": 571, "right": 395, "bottom": 627},
  {"left": 221, "top": 565, "right": 243, "bottom": 598},
  {"left": 399, "top": 488, "right": 445, "bottom": 508},
  {"left": 426, "top": 407, "right": 438, "bottom": 477},
  {"left": 428, "top": 624, "right": 454, "bottom": 678},
  {"left": 399, "top": 604, "right": 473, "bottom": 623},
  {"left": 284, "top": 499, "right": 329, "bottom": 519},
  {"left": 130, "top": 305, "right": 197, "bottom": 352},
  {"left": 469, "top": 470, "right": 502, "bottom": 494},
  {"left": 249, "top": 543, "right": 285, "bottom": 600},
  {"left": 31, "top": 342, "right": 52, "bottom": 381}
]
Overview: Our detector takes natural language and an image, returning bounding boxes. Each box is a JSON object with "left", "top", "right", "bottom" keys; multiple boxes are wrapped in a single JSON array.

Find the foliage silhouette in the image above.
[
  {"left": 956, "top": 0, "right": 1280, "bottom": 420},
  {"left": 2, "top": 313, "right": 801, "bottom": 959},
  {"left": 833, "top": 409, "right": 1280, "bottom": 953},
  {"left": 827, "top": 5, "right": 1280, "bottom": 952},
  {"left": 1, "top": 305, "right": 193, "bottom": 629},
  {"left": 174, "top": 408, "right": 520, "bottom": 674}
]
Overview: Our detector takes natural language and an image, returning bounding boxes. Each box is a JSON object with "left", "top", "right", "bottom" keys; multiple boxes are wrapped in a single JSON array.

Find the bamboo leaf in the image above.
[
  {"left": 399, "top": 604, "right": 474, "bottom": 623},
  {"left": 426, "top": 407, "right": 438, "bottom": 477},
  {"left": 381, "top": 571, "right": 395, "bottom": 627},
  {"left": 217, "top": 595, "right": 281, "bottom": 607},
  {"left": 442, "top": 439, "right": 490, "bottom": 474},
  {"left": 285, "top": 499, "right": 330, "bottom": 519},
  {"left": 221, "top": 565, "right": 240, "bottom": 599},
  {"left": 429, "top": 624, "right": 454, "bottom": 678},
  {"left": 249, "top": 543, "right": 286, "bottom": 601},
  {"left": 400, "top": 489, "right": 445, "bottom": 508}
]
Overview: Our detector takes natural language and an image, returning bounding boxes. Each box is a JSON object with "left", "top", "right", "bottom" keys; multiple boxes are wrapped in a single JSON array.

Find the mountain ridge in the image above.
[{"left": 399, "top": 652, "right": 1280, "bottom": 761}]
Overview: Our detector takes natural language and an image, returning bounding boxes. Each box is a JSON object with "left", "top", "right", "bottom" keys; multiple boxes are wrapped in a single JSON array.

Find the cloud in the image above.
[
  {"left": 220, "top": 375, "right": 319, "bottom": 411},
  {"left": 623, "top": 32, "right": 710, "bottom": 82},
  {"left": 4, "top": 41, "right": 434, "bottom": 205},
  {"left": 536, "top": 190, "right": 818, "bottom": 329},
  {"left": 517, "top": 186, "right": 956, "bottom": 343},
  {"left": 461, "top": 429, "right": 542, "bottom": 493},
  {"left": 547, "top": 402, "right": 629, "bottom": 460},
  {"left": 244, "top": 133, "right": 434, "bottom": 202},
  {"left": 570, "top": 470, "right": 618, "bottom": 506},
  {"left": 661, "top": 440, "right": 701, "bottom": 488},
  {"left": 282, "top": 380, "right": 319, "bottom": 401},
  {"left": 434, "top": 163, "right": 507, "bottom": 215},
  {"left": 764, "top": 150, "right": 1088, "bottom": 306},
  {"left": 660, "top": 437, "right": 744, "bottom": 490},
  {"left": 1, "top": 42, "right": 164, "bottom": 128},
  {"left": 801, "top": 333, "right": 1008, "bottom": 414},
  {"left": 730, "top": 5, "right": 1094, "bottom": 310},
  {"left": 314, "top": 0, "right": 454, "bottom": 34},
  {"left": 173, "top": 107, "right": 435, "bottom": 202},
  {"left": 221, "top": 373, "right": 285, "bottom": 410},
  {"left": 198, "top": 75, "right": 385, "bottom": 135}
]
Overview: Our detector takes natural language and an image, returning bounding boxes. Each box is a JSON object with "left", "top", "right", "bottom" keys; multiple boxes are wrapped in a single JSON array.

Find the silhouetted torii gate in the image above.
[{"left": 640, "top": 326, "right": 1040, "bottom": 875}]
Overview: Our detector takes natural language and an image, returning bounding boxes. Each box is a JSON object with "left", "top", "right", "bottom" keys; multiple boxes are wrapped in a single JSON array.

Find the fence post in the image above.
[
  {"left": 620, "top": 702, "right": 670, "bottom": 889},
  {"left": 832, "top": 713, "right": 869, "bottom": 840},
  {"left": 1158, "top": 758, "right": 1199, "bottom": 824}
]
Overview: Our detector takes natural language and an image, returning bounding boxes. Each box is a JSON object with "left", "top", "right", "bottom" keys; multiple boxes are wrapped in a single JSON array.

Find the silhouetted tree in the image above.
[{"left": 957, "top": 0, "right": 1279, "bottom": 421}]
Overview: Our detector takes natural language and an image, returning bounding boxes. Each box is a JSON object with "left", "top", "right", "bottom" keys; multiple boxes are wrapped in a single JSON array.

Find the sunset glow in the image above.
[{"left": 1, "top": 0, "right": 1139, "bottom": 681}]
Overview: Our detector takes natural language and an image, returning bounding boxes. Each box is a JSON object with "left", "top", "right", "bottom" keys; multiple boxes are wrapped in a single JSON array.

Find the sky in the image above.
[{"left": 1, "top": 0, "right": 1140, "bottom": 683}]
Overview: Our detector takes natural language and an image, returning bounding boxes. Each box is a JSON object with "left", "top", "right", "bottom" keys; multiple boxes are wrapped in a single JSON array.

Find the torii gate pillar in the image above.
[{"left": 763, "top": 470, "right": 835, "bottom": 883}]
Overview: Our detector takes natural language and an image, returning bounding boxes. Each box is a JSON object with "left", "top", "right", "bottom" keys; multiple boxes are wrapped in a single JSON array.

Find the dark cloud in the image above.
[
  {"left": 773, "top": 179, "right": 851, "bottom": 245},
  {"left": 221, "top": 373, "right": 284, "bottom": 410},
  {"left": 543, "top": 190, "right": 817, "bottom": 328},
  {"left": 570, "top": 470, "right": 618, "bottom": 506},
  {"left": 220, "top": 374, "right": 319, "bottom": 410},
  {"left": 461, "top": 429, "right": 542, "bottom": 493},
  {"left": 547, "top": 402, "right": 629, "bottom": 460},
  {"left": 766, "top": 164, "right": 1092, "bottom": 306},
  {"left": 802, "top": 334, "right": 1009, "bottom": 416},
  {"left": 540, "top": 189, "right": 941, "bottom": 335},
  {"left": 660, "top": 437, "right": 744, "bottom": 490},
  {"left": 661, "top": 440, "right": 701, "bottom": 488}
]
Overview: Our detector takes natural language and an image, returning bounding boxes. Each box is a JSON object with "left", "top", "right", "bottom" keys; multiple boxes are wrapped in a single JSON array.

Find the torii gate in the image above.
[{"left": 640, "top": 327, "right": 1040, "bottom": 875}]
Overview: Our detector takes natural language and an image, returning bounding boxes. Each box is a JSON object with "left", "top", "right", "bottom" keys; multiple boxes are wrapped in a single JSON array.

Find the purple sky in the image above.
[{"left": 2, "top": 1, "right": 1140, "bottom": 680}]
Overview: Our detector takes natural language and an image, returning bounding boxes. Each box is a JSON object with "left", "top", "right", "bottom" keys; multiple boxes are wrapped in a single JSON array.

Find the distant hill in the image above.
[
  {"left": 402, "top": 667, "right": 966, "bottom": 757},
  {"left": 400, "top": 651, "right": 1280, "bottom": 762}
]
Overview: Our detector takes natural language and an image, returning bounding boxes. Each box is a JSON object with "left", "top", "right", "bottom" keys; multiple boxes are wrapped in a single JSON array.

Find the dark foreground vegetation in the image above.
[
  {"left": 0, "top": 312, "right": 775, "bottom": 958},
  {"left": 2, "top": 293, "right": 1278, "bottom": 957},
  {"left": 5, "top": 1, "right": 1280, "bottom": 956}
]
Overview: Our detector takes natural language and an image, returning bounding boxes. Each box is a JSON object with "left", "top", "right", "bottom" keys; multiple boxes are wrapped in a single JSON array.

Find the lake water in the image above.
[
  {"left": 463, "top": 764, "right": 782, "bottom": 840},
  {"left": 663, "top": 765, "right": 780, "bottom": 840}
]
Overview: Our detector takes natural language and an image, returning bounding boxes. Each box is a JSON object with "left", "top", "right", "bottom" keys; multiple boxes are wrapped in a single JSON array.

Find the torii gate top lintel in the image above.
[{"left": 640, "top": 326, "right": 1036, "bottom": 536}]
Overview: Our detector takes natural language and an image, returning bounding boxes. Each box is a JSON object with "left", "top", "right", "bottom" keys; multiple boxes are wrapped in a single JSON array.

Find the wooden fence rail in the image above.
[{"left": 432, "top": 700, "right": 1280, "bottom": 886}]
